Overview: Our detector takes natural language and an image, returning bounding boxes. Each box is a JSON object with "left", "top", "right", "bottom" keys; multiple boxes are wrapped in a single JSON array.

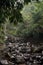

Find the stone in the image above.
[
  {"left": 1, "top": 60, "right": 8, "bottom": 65},
  {"left": 16, "top": 55, "right": 25, "bottom": 63}
]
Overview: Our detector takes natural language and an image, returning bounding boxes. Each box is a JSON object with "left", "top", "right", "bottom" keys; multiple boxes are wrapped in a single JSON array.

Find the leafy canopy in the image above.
[{"left": 0, "top": 0, "right": 41, "bottom": 24}]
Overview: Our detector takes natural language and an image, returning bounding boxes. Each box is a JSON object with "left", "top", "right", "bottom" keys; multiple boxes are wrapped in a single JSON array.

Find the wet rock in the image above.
[
  {"left": 26, "top": 47, "right": 31, "bottom": 53},
  {"left": 36, "top": 55, "right": 41, "bottom": 61},
  {"left": 16, "top": 55, "right": 25, "bottom": 63},
  {"left": 33, "top": 60, "right": 37, "bottom": 64},
  {"left": 1, "top": 60, "right": 8, "bottom": 65},
  {"left": 24, "top": 53, "right": 30, "bottom": 61},
  {"left": 26, "top": 61, "right": 32, "bottom": 65},
  {"left": 20, "top": 46, "right": 27, "bottom": 53},
  {"left": 8, "top": 61, "right": 14, "bottom": 65}
]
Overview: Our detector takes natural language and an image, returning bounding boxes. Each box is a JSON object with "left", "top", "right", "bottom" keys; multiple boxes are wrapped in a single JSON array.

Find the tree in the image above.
[
  {"left": 0, "top": 0, "right": 43, "bottom": 43},
  {"left": 0, "top": 0, "right": 42, "bottom": 24},
  {"left": 15, "top": 1, "right": 43, "bottom": 42},
  {"left": 0, "top": 0, "right": 24, "bottom": 41}
]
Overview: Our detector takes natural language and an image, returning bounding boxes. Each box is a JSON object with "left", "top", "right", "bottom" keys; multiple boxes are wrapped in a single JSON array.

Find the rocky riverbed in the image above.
[
  {"left": 0, "top": 36, "right": 43, "bottom": 65},
  {"left": 0, "top": 42, "right": 43, "bottom": 65}
]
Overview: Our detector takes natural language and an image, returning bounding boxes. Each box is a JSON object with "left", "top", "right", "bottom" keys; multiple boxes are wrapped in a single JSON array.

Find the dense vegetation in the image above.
[{"left": 0, "top": 0, "right": 43, "bottom": 43}]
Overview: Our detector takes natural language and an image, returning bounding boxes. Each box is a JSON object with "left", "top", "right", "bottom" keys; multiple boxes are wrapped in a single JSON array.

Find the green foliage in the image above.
[
  {"left": 0, "top": 0, "right": 43, "bottom": 43},
  {"left": 0, "top": 0, "right": 24, "bottom": 25},
  {"left": 0, "top": 0, "right": 42, "bottom": 24},
  {"left": 15, "top": 2, "right": 43, "bottom": 40}
]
